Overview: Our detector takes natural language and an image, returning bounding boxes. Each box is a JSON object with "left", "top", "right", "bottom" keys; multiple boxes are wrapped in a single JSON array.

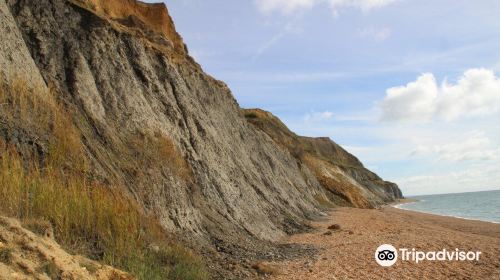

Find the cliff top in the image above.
[
  {"left": 243, "top": 108, "right": 364, "bottom": 168},
  {"left": 71, "top": 0, "right": 185, "bottom": 53}
]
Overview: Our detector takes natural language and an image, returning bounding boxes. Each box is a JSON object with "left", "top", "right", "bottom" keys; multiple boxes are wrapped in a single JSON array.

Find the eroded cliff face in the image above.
[
  {"left": 243, "top": 109, "right": 403, "bottom": 208},
  {"left": 2, "top": 0, "right": 328, "bottom": 245},
  {"left": 0, "top": 0, "right": 402, "bottom": 277},
  {"left": 0, "top": 0, "right": 46, "bottom": 88}
]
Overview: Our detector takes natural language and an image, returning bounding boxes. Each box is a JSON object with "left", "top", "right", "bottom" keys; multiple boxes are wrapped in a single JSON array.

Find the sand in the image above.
[{"left": 268, "top": 206, "right": 500, "bottom": 280}]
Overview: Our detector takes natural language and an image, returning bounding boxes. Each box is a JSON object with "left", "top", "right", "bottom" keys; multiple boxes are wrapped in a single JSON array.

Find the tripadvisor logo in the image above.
[
  {"left": 375, "top": 244, "right": 482, "bottom": 267},
  {"left": 375, "top": 244, "right": 398, "bottom": 267}
]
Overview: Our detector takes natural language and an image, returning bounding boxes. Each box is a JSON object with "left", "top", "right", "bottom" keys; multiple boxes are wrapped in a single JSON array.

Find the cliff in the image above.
[
  {"left": 2, "top": 0, "right": 325, "bottom": 241},
  {"left": 0, "top": 0, "right": 402, "bottom": 279},
  {"left": 243, "top": 109, "right": 403, "bottom": 208}
]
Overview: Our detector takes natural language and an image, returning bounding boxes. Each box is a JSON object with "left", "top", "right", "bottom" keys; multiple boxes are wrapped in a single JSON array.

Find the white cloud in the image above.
[
  {"left": 380, "top": 68, "right": 500, "bottom": 122},
  {"left": 380, "top": 73, "right": 438, "bottom": 122},
  {"left": 396, "top": 165, "right": 500, "bottom": 196},
  {"left": 304, "top": 111, "right": 334, "bottom": 122},
  {"left": 411, "top": 131, "right": 500, "bottom": 162},
  {"left": 255, "top": 0, "right": 396, "bottom": 16}
]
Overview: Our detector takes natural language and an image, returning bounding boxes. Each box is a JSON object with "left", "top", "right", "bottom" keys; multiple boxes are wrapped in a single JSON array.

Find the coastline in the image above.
[
  {"left": 267, "top": 206, "right": 500, "bottom": 280},
  {"left": 392, "top": 198, "right": 500, "bottom": 225}
]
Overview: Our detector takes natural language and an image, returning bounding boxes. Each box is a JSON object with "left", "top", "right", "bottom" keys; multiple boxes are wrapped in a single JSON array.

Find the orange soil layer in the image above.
[{"left": 73, "top": 0, "right": 184, "bottom": 51}]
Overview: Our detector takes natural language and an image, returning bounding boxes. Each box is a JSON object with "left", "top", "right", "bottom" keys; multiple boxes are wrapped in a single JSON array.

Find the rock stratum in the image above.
[{"left": 0, "top": 0, "right": 402, "bottom": 278}]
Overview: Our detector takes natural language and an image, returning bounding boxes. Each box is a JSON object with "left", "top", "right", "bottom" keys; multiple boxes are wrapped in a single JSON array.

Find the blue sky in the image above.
[{"left": 151, "top": 0, "right": 500, "bottom": 196}]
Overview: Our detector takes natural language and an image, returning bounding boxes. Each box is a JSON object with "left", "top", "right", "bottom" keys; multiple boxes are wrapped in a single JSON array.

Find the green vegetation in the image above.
[{"left": 0, "top": 78, "right": 208, "bottom": 280}]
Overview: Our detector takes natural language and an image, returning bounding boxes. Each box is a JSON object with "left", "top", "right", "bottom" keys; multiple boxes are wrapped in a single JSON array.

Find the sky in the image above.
[{"left": 149, "top": 0, "right": 500, "bottom": 196}]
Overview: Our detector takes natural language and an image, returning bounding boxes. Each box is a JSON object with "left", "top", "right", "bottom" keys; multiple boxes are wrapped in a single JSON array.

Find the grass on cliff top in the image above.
[{"left": 0, "top": 78, "right": 208, "bottom": 280}]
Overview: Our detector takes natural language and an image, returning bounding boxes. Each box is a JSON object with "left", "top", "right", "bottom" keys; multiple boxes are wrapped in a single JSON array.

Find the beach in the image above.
[{"left": 267, "top": 206, "right": 500, "bottom": 280}]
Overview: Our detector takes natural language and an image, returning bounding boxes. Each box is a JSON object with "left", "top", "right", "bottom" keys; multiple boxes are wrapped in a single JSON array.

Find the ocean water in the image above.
[{"left": 395, "top": 190, "right": 500, "bottom": 223}]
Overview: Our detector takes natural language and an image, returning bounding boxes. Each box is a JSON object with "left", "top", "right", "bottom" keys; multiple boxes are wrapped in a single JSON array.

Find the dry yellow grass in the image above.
[
  {"left": 127, "top": 132, "right": 193, "bottom": 182},
  {"left": 0, "top": 77, "right": 86, "bottom": 172},
  {"left": 0, "top": 78, "right": 207, "bottom": 280},
  {"left": 0, "top": 139, "right": 208, "bottom": 280}
]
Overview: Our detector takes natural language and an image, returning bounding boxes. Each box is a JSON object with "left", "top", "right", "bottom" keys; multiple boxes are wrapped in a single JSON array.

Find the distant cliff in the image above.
[
  {"left": 244, "top": 109, "right": 403, "bottom": 208},
  {"left": 0, "top": 0, "right": 402, "bottom": 279}
]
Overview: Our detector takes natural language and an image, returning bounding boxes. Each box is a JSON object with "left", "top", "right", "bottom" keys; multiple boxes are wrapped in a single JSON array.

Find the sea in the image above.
[{"left": 394, "top": 190, "right": 500, "bottom": 224}]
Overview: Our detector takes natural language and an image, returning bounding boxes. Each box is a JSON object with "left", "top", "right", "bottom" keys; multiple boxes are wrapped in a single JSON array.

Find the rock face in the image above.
[
  {"left": 0, "top": 0, "right": 46, "bottom": 88},
  {"left": 2, "top": 0, "right": 327, "bottom": 244},
  {"left": 0, "top": 0, "right": 402, "bottom": 260},
  {"left": 243, "top": 109, "right": 403, "bottom": 208}
]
